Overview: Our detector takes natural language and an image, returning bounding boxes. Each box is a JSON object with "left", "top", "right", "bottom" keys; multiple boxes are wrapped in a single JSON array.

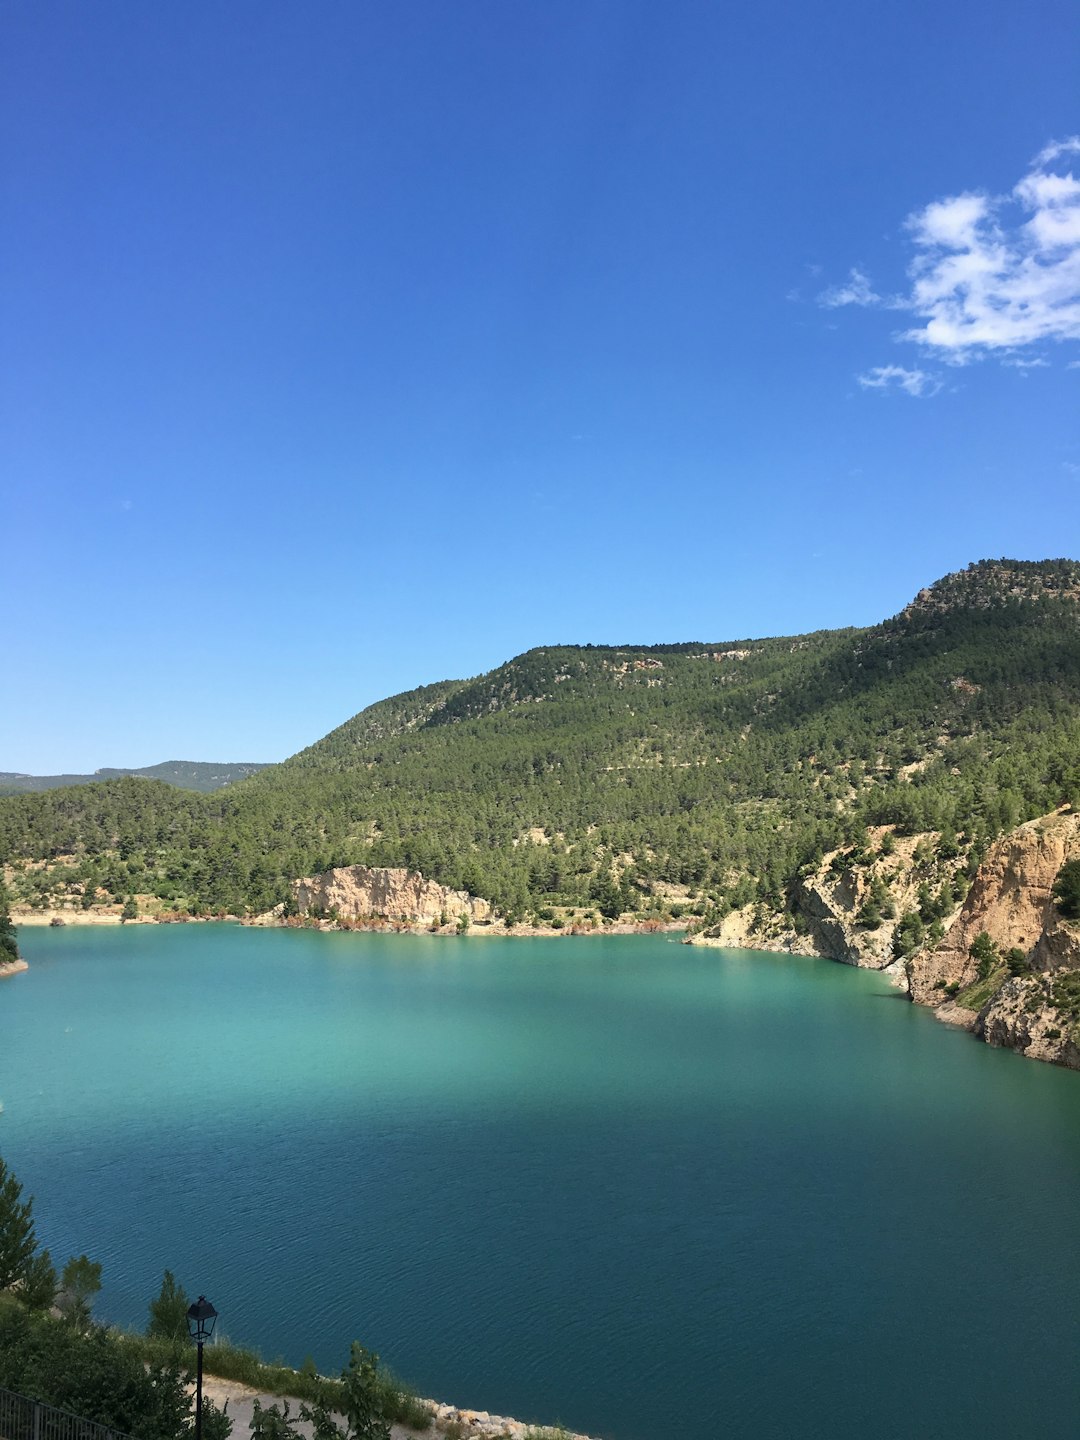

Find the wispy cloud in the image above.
[
  {"left": 824, "top": 138, "right": 1080, "bottom": 383},
  {"left": 818, "top": 267, "right": 881, "bottom": 308},
  {"left": 857, "top": 365, "right": 941, "bottom": 398}
]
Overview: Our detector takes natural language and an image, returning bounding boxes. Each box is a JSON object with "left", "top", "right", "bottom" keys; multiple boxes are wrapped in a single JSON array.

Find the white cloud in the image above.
[
  {"left": 857, "top": 365, "right": 941, "bottom": 397},
  {"left": 901, "top": 139, "right": 1080, "bottom": 360},
  {"left": 818, "top": 267, "right": 881, "bottom": 308},
  {"left": 826, "top": 139, "right": 1080, "bottom": 381}
]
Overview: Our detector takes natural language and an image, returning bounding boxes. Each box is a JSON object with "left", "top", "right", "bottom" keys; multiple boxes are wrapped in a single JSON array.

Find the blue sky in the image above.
[{"left": 2, "top": 0, "right": 1078, "bottom": 771}]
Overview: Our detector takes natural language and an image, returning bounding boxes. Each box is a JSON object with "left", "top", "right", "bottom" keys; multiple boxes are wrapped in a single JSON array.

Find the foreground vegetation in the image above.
[
  {"left": 0, "top": 1155, "right": 428, "bottom": 1439},
  {"left": 2, "top": 560, "right": 1080, "bottom": 932}
]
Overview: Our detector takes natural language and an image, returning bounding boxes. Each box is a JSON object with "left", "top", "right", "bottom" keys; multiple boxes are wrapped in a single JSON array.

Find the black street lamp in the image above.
[{"left": 186, "top": 1295, "right": 218, "bottom": 1440}]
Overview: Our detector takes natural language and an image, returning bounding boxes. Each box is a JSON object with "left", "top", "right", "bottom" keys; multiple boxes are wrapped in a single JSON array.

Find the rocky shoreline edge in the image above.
[
  {"left": 195, "top": 1370, "right": 597, "bottom": 1440},
  {"left": 686, "top": 809, "right": 1080, "bottom": 1071}
]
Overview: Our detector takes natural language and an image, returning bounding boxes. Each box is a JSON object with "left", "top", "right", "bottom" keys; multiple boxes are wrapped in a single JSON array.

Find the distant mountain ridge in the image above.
[{"left": 0, "top": 760, "right": 269, "bottom": 796}]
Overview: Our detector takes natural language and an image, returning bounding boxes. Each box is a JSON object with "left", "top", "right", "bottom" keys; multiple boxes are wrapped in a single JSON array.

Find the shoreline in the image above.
[
  {"left": 196, "top": 1372, "right": 598, "bottom": 1440},
  {"left": 9, "top": 909, "right": 227, "bottom": 927},
  {"left": 10, "top": 907, "right": 689, "bottom": 940}
]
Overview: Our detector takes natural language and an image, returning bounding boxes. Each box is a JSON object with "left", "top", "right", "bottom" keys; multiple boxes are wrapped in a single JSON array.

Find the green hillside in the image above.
[
  {"left": 2, "top": 559, "right": 1079, "bottom": 923},
  {"left": 0, "top": 761, "right": 269, "bottom": 796}
]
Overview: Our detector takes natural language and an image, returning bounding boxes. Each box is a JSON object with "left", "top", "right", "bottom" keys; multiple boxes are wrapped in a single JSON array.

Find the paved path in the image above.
[{"left": 198, "top": 1376, "right": 425, "bottom": 1440}]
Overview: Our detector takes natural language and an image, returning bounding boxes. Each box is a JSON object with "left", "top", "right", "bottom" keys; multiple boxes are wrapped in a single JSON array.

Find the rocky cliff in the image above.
[
  {"left": 293, "top": 865, "right": 492, "bottom": 927},
  {"left": 906, "top": 812, "right": 1079, "bottom": 1000},
  {"left": 691, "top": 808, "right": 1080, "bottom": 1071},
  {"left": 693, "top": 827, "right": 966, "bottom": 971},
  {"left": 905, "top": 810, "right": 1080, "bottom": 1068}
]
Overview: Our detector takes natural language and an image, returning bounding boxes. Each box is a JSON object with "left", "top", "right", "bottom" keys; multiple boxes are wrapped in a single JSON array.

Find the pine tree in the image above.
[
  {"left": 20, "top": 1248, "right": 57, "bottom": 1310},
  {"left": 0, "top": 1155, "right": 37, "bottom": 1291},
  {"left": 58, "top": 1253, "right": 102, "bottom": 1329},
  {"left": 148, "top": 1269, "right": 190, "bottom": 1344},
  {"left": 0, "top": 886, "right": 19, "bottom": 966}
]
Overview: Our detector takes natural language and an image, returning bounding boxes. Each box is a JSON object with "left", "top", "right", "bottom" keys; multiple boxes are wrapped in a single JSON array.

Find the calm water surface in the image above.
[{"left": 3, "top": 926, "right": 1079, "bottom": 1439}]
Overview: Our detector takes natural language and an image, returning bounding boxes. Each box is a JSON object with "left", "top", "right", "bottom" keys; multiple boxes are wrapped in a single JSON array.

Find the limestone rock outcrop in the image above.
[
  {"left": 907, "top": 810, "right": 1080, "bottom": 1068},
  {"left": 692, "top": 904, "right": 817, "bottom": 957},
  {"left": 973, "top": 973, "right": 1080, "bottom": 1067},
  {"left": 293, "top": 865, "right": 491, "bottom": 926},
  {"left": 692, "top": 829, "right": 964, "bottom": 971},
  {"left": 907, "top": 811, "right": 1080, "bottom": 1002}
]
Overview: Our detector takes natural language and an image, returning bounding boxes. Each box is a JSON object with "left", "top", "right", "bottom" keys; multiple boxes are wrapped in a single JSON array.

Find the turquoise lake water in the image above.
[{"left": 2, "top": 925, "right": 1079, "bottom": 1439}]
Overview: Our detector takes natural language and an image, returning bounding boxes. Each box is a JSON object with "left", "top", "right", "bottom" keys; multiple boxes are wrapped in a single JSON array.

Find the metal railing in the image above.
[{"left": 0, "top": 1387, "right": 135, "bottom": 1440}]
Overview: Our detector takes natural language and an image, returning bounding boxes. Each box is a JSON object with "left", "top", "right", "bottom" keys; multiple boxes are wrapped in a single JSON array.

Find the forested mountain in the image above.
[
  {"left": 2, "top": 559, "right": 1079, "bottom": 925},
  {"left": 0, "top": 761, "right": 269, "bottom": 796}
]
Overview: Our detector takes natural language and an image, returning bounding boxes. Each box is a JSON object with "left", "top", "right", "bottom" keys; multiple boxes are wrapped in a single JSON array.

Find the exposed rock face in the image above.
[
  {"left": 794, "top": 830, "right": 963, "bottom": 970},
  {"left": 907, "top": 810, "right": 1080, "bottom": 1068},
  {"left": 692, "top": 807, "right": 1080, "bottom": 1071},
  {"left": 690, "top": 828, "right": 963, "bottom": 969},
  {"left": 974, "top": 974, "right": 1080, "bottom": 1068},
  {"left": 795, "top": 863, "right": 889, "bottom": 966},
  {"left": 293, "top": 866, "right": 491, "bottom": 926},
  {"left": 898, "top": 558, "right": 1080, "bottom": 622},
  {"left": 908, "top": 811, "right": 1080, "bottom": 1002},
  {"left": 692, "top": 904, "right": 817, "bottom": 956}
]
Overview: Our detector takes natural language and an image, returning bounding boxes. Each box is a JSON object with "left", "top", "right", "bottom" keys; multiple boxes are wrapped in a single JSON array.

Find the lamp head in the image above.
[{"left": 186, "top": 1296, "right": 218, "bottom": 1344}]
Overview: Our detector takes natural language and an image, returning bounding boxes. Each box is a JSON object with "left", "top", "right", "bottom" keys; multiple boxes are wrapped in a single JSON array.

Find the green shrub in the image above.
[
  {"left": 1006, "top": 947, "right": 1030, "bottom": 977},
  {"left": 1050, "top": 970, "right": 1080, "bottom": 1019},
  {"left": 0, "top": 1305, "right": 193, "bottom": 1440},
  {"left": 1052, "top": 860, "right": 1080, "bottom": 920},
  {"left": 969, "top": 931, "right": 998, "bottom": 980},
  {"left": 892, "top": 911, "right": 925, "bottom": 958}
]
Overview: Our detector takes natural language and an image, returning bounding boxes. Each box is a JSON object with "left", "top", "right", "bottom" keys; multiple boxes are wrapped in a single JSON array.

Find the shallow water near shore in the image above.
[{"left": 3, "top": 925, "right": 1080, "bottom": 1439}]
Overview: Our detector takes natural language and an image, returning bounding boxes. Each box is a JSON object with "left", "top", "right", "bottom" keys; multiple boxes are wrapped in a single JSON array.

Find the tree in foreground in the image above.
[
  {"left": 20, "top": 1248, "right": 58, "bottom": 1311},
  {"left": 148, "top": 1268, "right": 190, "bottom": 1345},
  {"left": 302, "top": 1343, "right": 391, "bottom": 1440},
  {"left": 58, "top": 1254, "right": 103, "bottom": 1330},
  {"left": 0, "top": 1153, "right": 37, "bottom": 1291},
  {"left": 0, "top": 1300, "right": 195, "bottom": 1440}
]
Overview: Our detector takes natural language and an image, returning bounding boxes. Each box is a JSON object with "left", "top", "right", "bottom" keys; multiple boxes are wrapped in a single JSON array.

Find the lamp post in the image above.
[{"left": 186, "top": 1295, "right": 218, "bottom": 1440}]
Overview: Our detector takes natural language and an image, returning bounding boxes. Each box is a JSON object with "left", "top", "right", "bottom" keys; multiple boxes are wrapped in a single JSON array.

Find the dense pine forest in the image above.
[
  {"left": 2, "top": 559, "right": 1079, "bottom": 925},
  {"left": 0, "top": 760, "right": 268, "bottom": 796}
]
